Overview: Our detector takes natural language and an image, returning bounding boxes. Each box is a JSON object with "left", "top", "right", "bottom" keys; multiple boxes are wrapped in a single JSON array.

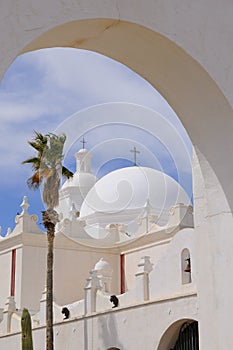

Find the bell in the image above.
[{"left": 184, "top": 258, "right": 191, "bottom": 273}]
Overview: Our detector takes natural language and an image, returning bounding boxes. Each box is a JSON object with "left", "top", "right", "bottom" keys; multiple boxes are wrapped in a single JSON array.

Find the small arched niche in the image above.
[{"left": 181, "top": 248, "right": 191, "bottom": 284}]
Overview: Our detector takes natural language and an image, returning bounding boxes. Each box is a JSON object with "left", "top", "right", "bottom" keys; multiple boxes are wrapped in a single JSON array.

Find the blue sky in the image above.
[{"left": 0, "top": 48, "right": 192, "bottom": 235}]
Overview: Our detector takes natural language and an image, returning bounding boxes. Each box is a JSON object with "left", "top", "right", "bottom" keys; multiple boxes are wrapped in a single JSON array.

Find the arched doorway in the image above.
[
  {"left": 157, "top": 319, "right": 199, "bottom": 350},
  {"left": 170, "top": 321, "right": 199, "bottom": 350}
]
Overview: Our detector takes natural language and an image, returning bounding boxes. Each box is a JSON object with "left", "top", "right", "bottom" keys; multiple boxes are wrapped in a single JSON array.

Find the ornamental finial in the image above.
[
  {"left": 69, "top": 203, "right": 78, "bottom": 220},
  {"left": 20, "top": 196, "right": 29, "bottom": 215},
  {"left": 6, "top": 227, "right": 12, "bottom": 236}
]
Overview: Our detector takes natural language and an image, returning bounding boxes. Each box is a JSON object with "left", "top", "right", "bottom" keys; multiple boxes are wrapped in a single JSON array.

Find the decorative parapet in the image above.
[
  {"left": 137, "top": 199, "right": 158, "bottom": 233},
  {"left": 105, "top": 223, "right": 130, "bottom": 242},
  {"left": 1, "top": 296, "right": 17, "bottom": 334},
  {"left": 167, "top": 204, "right": 194, "bottom": 231},
  {"left": 11, "top": 196, "right": 43, "bottom": 236},
  {"left": 57, "top": 216, "right": 88, "bottom": 239},
  {"left": 6, "top": 227, "right": 12, "bottom": 237},
  {"left": 135, "top": 256, "right": 153, "bottom": 302},
  {"left": 33, "top": 288, "right": 82, "bottom": 326},
  {"left": 84, "top": 270, "right": 102, "bottom": 314}
]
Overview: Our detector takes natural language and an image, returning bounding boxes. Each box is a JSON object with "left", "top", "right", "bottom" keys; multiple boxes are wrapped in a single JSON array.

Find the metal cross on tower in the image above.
[
  {"left": 80, "top": 136, "right": 87, "bottom": 149},
  {"left": 130, "top": 146, "right": 140, "bottom": 166}
]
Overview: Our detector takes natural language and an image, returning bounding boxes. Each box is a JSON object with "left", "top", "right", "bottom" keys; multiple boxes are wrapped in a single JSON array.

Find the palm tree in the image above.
[{"left": 22, "top": 131, "right": 73, "bottom": 350}]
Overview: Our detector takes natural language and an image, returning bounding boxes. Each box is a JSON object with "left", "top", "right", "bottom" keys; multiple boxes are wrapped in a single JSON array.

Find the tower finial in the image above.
[
  {"left": 20, "top": 196, "right": 29, "bottom": 215},
  {"left": 130, "top": 146, "right": 140, "bottom": 166},
  {"left": 81, "top": 136, "right": 87, "bottom": 149}
]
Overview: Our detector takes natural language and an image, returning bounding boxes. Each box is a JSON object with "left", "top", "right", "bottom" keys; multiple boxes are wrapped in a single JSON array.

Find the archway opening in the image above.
[
  {"left": 1, "top": 12, "right": 233, "bottom": 349},
  {"left": 157, "top": 319, "right": 199, "bottom": 350},
  {"left": 1, "top": 18, "right": 232, "bottom": 229},
  {"left": 10, "top": 18, "right": 233, "bottom": 214},
  {"left": 0, "top": 46, "right": 193, "bottom": 234}
]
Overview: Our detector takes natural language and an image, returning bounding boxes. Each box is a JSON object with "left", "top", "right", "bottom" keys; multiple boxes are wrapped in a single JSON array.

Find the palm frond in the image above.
[
  {"left": 26, "top": 171, "right": 43, "bottom": 190},
  {"left": 27, "top": 141, "right": 43, "bottom": 152},
  {"left": 28, "top": 132, "right": 47, "bottom": 152},
  {"left": 22, "top": 157, "right": 40, "bottom": 165},
  {"left": 23, "top": 131, "right": 72, "bottom": 209},
  {"left": 46, "top": 132, "right": 66, "bottom": 144},
  {"left": 33, "top": 131, "right": 48, "bottom": 145},
  {"left": 62, "top": 166, "right": 73, "bottom": 179}
]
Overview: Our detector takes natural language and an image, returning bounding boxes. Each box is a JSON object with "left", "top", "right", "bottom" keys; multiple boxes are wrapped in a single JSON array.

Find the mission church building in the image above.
[{"left": 0, "top": 146, "right": 199, "bottom": 349}]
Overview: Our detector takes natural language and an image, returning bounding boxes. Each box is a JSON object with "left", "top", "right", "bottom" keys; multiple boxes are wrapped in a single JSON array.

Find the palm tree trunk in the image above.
[
  {"left": 46, "top": 223, "right": 54, "bottom": 350},
  {"left": 42, "top": 210, "right": 58, "bottom": 350}
]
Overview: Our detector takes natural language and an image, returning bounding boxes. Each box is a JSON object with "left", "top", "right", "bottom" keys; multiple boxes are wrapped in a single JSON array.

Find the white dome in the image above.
[
  {"left": 80, "top": 167, "right": 190, "bottom": 218},
  {"left": 62, "top": 172, "right": 97, "bottom": 189},
  {"left": 94, "top": 258, "right": 111, "bottom": 271}
]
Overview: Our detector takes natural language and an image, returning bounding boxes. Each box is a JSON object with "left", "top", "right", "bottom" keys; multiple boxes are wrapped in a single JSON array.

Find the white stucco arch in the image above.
[
  {"left": 1, "top": 2, "right": 233, "bottom": 349},
  {"left": 157, "top": 319, "right": 198, "bottom": 350}
]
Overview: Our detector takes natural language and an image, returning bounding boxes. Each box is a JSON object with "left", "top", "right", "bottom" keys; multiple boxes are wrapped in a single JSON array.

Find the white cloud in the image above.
[
  {"left": 24, "top": 48, "right": 184, "bottom": 122},
  {"left": 0, "top": 97, "right": 47, "bottom": 123}
]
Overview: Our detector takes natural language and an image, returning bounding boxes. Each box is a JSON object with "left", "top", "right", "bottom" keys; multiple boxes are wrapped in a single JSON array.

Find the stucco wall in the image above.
[
  {"left": 0, "top": 293, "right": 197, "bottom": 350},
  {"left": 53, "top": 242, "right": 120, "bottom": 305},
  {"left": 0, "top": 250, "right": 13, "bottom": 307},
  {"left": 21, "top": 245, "right": 46, "bottom": 311},
  {"left": 1, "top": 1, "right": 233, "bottom": 348}
]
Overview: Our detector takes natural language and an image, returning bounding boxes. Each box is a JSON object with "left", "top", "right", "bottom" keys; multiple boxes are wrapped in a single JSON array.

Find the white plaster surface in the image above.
[
  {"left": 0, "top": 294, "right": 198, "bottom": 349},
  {"left": 1, "top": 1, "right": 233, "bottom": 349}
]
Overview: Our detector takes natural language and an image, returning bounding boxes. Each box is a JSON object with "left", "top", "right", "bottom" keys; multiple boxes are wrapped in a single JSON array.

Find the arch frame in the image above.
[
  {"left": 157, "top": 318, "right": 199, "bottom": 350},
  {"left": 1, "top": 3, "right": 233, "bottom": 349}
]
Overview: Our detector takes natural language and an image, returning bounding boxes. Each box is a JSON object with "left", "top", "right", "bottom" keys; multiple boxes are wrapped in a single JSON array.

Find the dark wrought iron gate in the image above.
[{"left": 171, "top": 321, "right": 199, "bottom": 350}]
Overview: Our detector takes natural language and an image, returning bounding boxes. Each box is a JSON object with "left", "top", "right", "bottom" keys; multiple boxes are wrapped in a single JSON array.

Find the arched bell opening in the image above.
[{"left": 181, "top": 248, "right": 191, "bottom": 285}]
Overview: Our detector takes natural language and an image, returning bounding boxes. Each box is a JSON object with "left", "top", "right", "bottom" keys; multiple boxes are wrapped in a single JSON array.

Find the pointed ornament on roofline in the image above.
[
  {"left": 6, "top": 227, "right": 12, "bottom": 236},
  {"left": 20, "top": 196, "right": 29, "bottom": 216}
]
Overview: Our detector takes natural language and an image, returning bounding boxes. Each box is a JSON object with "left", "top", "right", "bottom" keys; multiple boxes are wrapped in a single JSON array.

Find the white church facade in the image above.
[
  {"left": 0, "top": 148, "right": 199, "bottom": 349},
  {"left": 0, "top": 0, "right": 233, "bottom": 350}
]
